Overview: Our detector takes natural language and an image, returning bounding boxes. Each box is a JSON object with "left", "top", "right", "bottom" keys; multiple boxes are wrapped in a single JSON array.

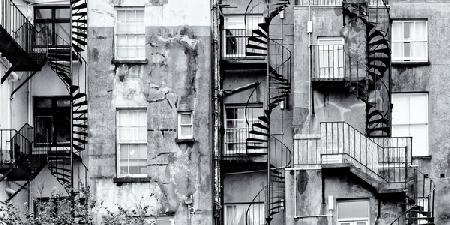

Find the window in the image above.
[
  {"left": 34, "top": 97, "right": 71, "bottom": 147},
  {"left": 117, "top": 109, "right": 147, "bottom": 177},
  {"left": 316, "top": 37, "right": 345, "bottom": 79},
  {"left": 337, "top": 199, "right": 369, "bottom": 225},
  {"left": 392, "top": 93, "right": 429, "bottom": 156},
  {"left": 225, "top": 106, "right": 264, "bottom": 154},
  {"left": 223, "top": 15, "right": 264, "bottom": 57},
  {"left": 34, "top": 6, "right": 71, "bottom": 47},
  {"left": 392, "top": 20, "right": 428, "bottom": 62},
  {"left": 115, "top": 7, "right": 145, "bottom": 60},
  {"left": 224, "top": 203, "right": 264, "bottom": 225},
  {"left": 177, "top": 112, "right": 193, "bottom": 140}
]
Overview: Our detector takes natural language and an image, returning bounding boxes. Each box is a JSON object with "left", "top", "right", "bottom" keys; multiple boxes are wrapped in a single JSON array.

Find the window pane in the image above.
[
  {"left": 35, "top": 8, "right": 51, "bottom": 19},
  {"left": 410, "top": 124, "right": 428, "bottom": 156},
  {"left": 392, "top": 42, "right": 402, "bottom": 59},
  {"left": 117, "top": 11, "right": 126, "bottom": 22},
  {"left": 392, "top": 22, "right": 402, "bottom": 41},
  {"left": 404, "top": 42, "right": 411, "bottom": 58},
  {"left": 392, "top": 125, "right": 409, "bottom": 137},
  {"left": 180, "top": 125, "right": 193, "bottom": 137},
  {"left": 337, "top": 200, "right": 369, "bottom": 219},
  {"left": 55, "top": 8, "right": 71, "bottom": 19},
  {"left": 415, "top": 21, "right": 427, "bottom": 40},
  {"left": 404, "top": 22, "right": 413, "bottom": 40},
  {"left": 392, "top": 94, "right": 410, "bottom": 125},
  {"left": 410, "top": 94, "right": 428, "bottom": 123},
  {"left": 180, "top": 114, "right": 192, "bottom": 124},
  {"left": 412, "top": 42, "right": 427, "bottom": 59}
]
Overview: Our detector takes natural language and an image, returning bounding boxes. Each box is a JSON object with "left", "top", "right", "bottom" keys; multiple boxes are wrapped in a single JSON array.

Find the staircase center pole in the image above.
[
  {"left": 265, "top": 2, "right": 271, "bottom": 224},
  {"left": 69, "top": 5, "right": 76, "bottom": 222}
]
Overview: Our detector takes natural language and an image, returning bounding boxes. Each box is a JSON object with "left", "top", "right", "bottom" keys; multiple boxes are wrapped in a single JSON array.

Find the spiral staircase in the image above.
[
  {"left": 342, "top": 0, "right": 392, "bottom": 137},
  {"left": 46, "top": 0, "right": 88, "bottom": 192},
  {"left": 242, "top": 0, "right": 292, "bottom": 224},
  {"left": 0, "top": 0, "right": 88, "bottom": 199}
]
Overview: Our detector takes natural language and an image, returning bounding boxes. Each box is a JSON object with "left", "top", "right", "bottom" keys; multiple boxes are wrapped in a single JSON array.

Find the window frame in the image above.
[
  {"left": 391, "top": 92, "right": 429, "bottom": 157},
  {"left": 33, "top": 96, "right": 71, "bottom": 147},
  {"left": 116, "top": 108, "right": 148, "bottom": 178},
  {"left": 224, "top": 202, "right": 264, "bottom": 225},
  {"left": 34, "top": 5, "right": 71, "bottom": 48},
  {"left": 391, "top": 19, "right": 428, "bottom": 63},
  {"left": 316, "top": 37, "right": 346, "bottom": 79},
  {"left": 336, "top": 199, "right": 370, "bottom": 225},
  {"left": 114, "top": 7, "right": 146, "bottom": 61},
  {"left": 177, "top": 111, "right": 194, "bottom": 140}
]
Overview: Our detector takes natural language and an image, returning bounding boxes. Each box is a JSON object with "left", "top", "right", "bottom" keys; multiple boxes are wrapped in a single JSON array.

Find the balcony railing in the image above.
[
  {"left": 294, "top": 122, "right": 409, "bottom": 183},
  {"left": 223, "top": 127, "right": 267, "bottom": 157},
  {"left": 0, "top": 0, "right": 47, "bottom": 64},
  {"left": 223, "top": 29, "right": 265, "bottom": 59},
  {"left": 0, "top": 128, "right": 32, "bottom": 165},
  {"left": 297, "top": 0, "right": 389, "bottom": 7},
  {"left": 310, "top": 44, "right": 367, "bottom": 82}
]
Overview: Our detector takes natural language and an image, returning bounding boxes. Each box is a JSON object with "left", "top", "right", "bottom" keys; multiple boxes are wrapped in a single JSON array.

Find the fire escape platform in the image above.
[
  {"left": 0, "top": 25, "right": 44, "bottom": 71},
  {"left": 322, "top": 163, "right": 408, "bottom": 197}
]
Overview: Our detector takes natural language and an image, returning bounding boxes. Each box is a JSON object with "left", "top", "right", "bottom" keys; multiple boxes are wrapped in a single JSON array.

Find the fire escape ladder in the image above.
[
  {"left": 46, "top": 0, "right": 88, "bottom": 192},
  {"left": 244, "top": 0, "right": 291, "bottom": 224},
  {"left": 342, "top": 0, "right": 392, "bottom": 137}
]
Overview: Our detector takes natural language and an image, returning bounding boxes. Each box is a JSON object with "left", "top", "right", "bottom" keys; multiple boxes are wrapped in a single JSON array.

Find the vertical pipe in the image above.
[{"left": 212, "top": 0, "right": 223, "bottom": 224}]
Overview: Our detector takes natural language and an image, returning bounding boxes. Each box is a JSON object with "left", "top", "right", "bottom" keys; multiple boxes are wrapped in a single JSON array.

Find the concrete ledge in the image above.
[
  {"left": 113, "top": 177, "right": 152, "bottom": 185},
  {"left": 175, "top": 138, "right": 196, "bottom": 144},
  {"left": 111, "top": 59, "right": 148, "bottom": 64},
  {"left": 392, "top": 61, "right": 430, "bottom": 66},
  {"left": 294, "top": 133, "right": 321, "bottom": 139}
]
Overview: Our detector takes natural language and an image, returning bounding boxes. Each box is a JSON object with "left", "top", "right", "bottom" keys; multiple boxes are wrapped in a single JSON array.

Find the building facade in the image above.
[{"left": 0, "top": 0, "right": 449, "bottom": 225}]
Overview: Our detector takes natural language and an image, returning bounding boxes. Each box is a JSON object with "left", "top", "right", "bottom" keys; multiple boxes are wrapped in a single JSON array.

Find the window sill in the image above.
[
  {"left": 175, "top": 138, "right": 196, "bottom": 144},
  {"left": 392, "top": 61, "right": 430, "bottom": 66},
  {"left": 111, "top": 59, "right": 148, "bottom": 65},
  {"left": 412, "top": 155, "right": 432, "bottom": 160},
  {"left": 113, "top": 176, "right": 151, "bottom": 185}
]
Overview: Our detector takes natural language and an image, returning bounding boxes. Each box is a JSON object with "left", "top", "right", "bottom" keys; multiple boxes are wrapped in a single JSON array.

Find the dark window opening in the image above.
[
  {"left": 34, "top": 6, "right": 71, "bottom": 47},
  {"left": 34, "top": 96, "right": 71, "bottom": 147}
]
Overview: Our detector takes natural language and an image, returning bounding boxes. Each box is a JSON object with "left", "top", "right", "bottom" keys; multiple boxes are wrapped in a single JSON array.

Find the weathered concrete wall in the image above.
[
  {"left": 293, "top": 6, "right": 367, "bottom": 135},
  {"left": 390, "top": 0, "right": 450, "bottom": 223},
  {"left": 285, "top": 169, "right": 403, "bottom": 225},
  {"left": 87, "top": 0, "right": 212, "bottom": 224}
]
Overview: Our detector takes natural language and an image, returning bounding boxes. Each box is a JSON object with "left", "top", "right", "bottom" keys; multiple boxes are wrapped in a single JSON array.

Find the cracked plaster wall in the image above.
[
  {"left": 87, "top": 0, "right": 211, "bottom": 224},
  {"left": 294, "top": 7, "right": 368, "bottom": 134}
]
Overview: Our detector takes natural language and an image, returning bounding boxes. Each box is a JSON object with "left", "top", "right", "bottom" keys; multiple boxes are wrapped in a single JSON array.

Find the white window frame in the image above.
[
  {"left": 116, "top": 108, "right": 147, "bottom": 178},
  {"left": 114, "top": 7, "right": 145, "bottom": 60},
  {"left": 317, "top": 37, "right": 345, "bottom": 79},
  {"left": 392, "top": 93, "right": 429, "bottom": 156},
  {"left": 224, "top": 202, "right": 264, "bottom": 225},
  {"left": 336, "top": 199, "right": 370, "bottom": 225},
  {"left": 392, "top": 20, "right": 428, "bottom": 62},
  {"left": 177, "top": 111, "right": 194, "bottom": 140}
]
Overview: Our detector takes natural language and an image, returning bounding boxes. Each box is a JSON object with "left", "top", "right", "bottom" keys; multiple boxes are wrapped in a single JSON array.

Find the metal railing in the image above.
[
  {"left": 0, "top": 128, "right": 33, "bottom": 165},
  {"left": 0, "top": 0, "right": 47, "bottom": 64},
  {"left": 389, "top": 167, "right": 436, "bottom": 225},
  {"left": 297, "top": 0, "right": 389, "bottom": 6},
  {"left": 223, "top": 127, "right": 267, "bottom": 156},
  {"left": 223, "top": 29, "right": 266, "bottom": 59},
  {"left": 294, "top": 122, "right": 409, "bottom": 183},
  {"left": 311, "top": 44, "right": 346, "bottom": 80}
]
